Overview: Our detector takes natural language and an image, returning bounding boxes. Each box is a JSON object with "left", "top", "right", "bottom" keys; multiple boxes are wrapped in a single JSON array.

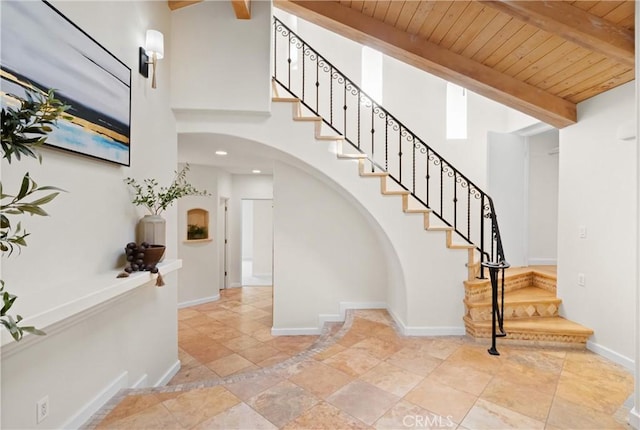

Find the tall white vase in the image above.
[{"left": 136, "top": 214, "right": 166, "bottom": 246}]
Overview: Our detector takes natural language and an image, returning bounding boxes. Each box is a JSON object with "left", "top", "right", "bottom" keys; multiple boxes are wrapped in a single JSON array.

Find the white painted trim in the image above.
[
  {"left": 154, "top": 360, "right": 181, "bottom": 387},
  {"left": 271, "top": 327, "right": 321, "bottom": 336},
  {"left": 318, "top": 313, "right": 342, "bottom": 328},
  {"left": 387, "top": 307, "right": 465, "bottom": 336},
  {"left": 229, "top": 282, "right": 242, "bottom": 288},
  {"left": 629, "top": 407, "right": 639, "bottom": 429},
  {"left": 131, "top": 373, "right": 149, "bottom": 389},
  {"left": 62, "top": 371, "right": 128, "bottom": 430},
  {"left": 587, "top": 341, "right": 635, "bottom": 371},
  {"left": 178, "top": 294, "right": 220, "bottom": 309},
  {"left": 528, "top": 258, "right": 557, "bottom": 266}
]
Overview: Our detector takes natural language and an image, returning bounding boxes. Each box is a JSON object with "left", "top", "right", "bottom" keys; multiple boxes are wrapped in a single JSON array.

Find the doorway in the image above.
[{"left": 241, "top": 199, "right": 273, "bottom": 286}]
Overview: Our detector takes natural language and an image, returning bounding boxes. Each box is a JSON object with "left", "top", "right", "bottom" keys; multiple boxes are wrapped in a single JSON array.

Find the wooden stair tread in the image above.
[
  {"left": 403, "top": 208, "right": 431, "bottom": 213},
  {"left": 316, "top": 135, "right": 344, "bottom": 141},
  {"left": 338, "top": 153, "right": 367, "bottom": 159},
  {"left": 294, "top": 116, "right": 321, "bottom": 122},
  {"left": 449, "top": 243, "right": 475, "bottom": 250},
  {"left": 382, "top": 190, "right": 410, "bottom": 195},
  {"left": 361, "top": 172, "right": 389, "bottom": 177},
  {"left": 465, "top": 266, "right": 556, "bottom": 287},
  {"left": 471, "top": 316, "right": 593, "bottom": 335},
  {"left": 427, "top": 226, "right": 453, "bottom": 231},
  {"left": 465, "top": 287, "right": 559, "bottom": 307},
  {"left": 272, "top": 97, "right": 299, "bottom": 102}
]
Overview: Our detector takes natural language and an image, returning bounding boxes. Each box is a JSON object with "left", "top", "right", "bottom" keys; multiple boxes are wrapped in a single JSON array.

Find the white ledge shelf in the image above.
[{"left": 1, "top": 259, "right": 182, "bottom": 351}]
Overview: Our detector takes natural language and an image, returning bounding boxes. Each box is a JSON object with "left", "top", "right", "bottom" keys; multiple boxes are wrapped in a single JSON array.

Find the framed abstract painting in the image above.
[{"left": 1, "top": 1, "right": 131, "bottom": 166}]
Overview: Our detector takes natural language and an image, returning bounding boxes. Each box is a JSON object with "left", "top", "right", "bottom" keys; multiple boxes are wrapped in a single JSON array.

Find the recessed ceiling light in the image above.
[
  {"left": 252, "top": 169, "right": 261, "bottom": 174},
  {"left": 215, "top": 150, "right": 227, "bottom": 156}
]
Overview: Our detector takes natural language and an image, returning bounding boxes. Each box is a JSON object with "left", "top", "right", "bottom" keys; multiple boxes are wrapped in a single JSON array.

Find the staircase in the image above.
[
  {"left": 464, "top": 267, "right": 593, "bottom": 347},
  {"left": 271, "top": 17, "right": 593, "bottom": 349}
]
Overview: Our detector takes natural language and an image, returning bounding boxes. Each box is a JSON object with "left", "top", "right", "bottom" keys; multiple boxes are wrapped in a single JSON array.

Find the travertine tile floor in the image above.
[{"left": 85, "top": 287, "right": 634, "bottom": 429}]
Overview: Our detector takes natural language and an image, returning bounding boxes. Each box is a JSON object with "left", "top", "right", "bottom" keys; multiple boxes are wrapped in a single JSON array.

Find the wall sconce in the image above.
[{"left": 139, "top": 29, "right": 164, "bottom": 89}]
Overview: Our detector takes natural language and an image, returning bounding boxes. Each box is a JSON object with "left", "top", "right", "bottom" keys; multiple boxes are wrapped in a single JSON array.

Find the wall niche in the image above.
[{"left": 186, "top": 208, "right": 211, "bottom": 242}]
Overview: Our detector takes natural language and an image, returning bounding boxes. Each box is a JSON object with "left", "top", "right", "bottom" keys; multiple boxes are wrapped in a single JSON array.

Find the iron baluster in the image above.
[
  {"left": 315, "top": 59, "right": 319, "bottom": 113},
  {"left": 302, "top": 42, "right": 305, "bottom": 102},
  {"left": 398, "top": 128, "right": 402, "bottom": 183},
  {"left": 412, "top": 139, "right": 416, "bottom": 194},
  {"left": 357, "top": 90, "right": 361, "bottom": 149},
  {"left": 330, "top": 66, "right": 333, "bottom": 125},
  {"left": 426, "top": 151, "right": 430, "bottom": 207},
  {"left": 287, "top": 32, "right": 291, "bottom": 89},
  {"left": 480, "top": 194, "right": 486, "bottom": 279},
  {"left": 343, "top": 84, "right": 347, "bottom": 138},
  {"left": 440, "top": 162, "right": 444, "bottom": 216},
  {"left": 453, "top": 172, "right": 458, "bottom": 230},
  {"left": 371, "top": 106, "right": 374, "bottom": 164},
  {"left": 273, "top": 21, "right": 277, "bottom": 81},
  {"left": 467, "top": 187, "right": 471, "bottom": 240},
  {"left": 385, "top": 114, "right": 388, "bottom": 171}
]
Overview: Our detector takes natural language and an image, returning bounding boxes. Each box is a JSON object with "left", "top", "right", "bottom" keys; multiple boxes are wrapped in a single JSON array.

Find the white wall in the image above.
[
  {"left": 252, "top": 199, "right": 273, "bottom": 276},
  {"left": 177, "top": 163, "right": 218, "bottom": 305},
  {"left": 171, "top": 1, "right": 272, "bottom": 113},
  {"left": 487, "top": 132, "right": 528, "bottom": 267},
  {"left": 558, "top": 81, "right": 636, "bottom": 365},
  {"left": 273, "top": 162, "right": 387, "bottom": 330},
  {"left": 229, "top": 175, "right": 273, "bottom": 287},
  {"left": 1, "top": 1, "right": 178, "bottom": 428},
  {"left": 528, "top": 130, "right": 559, "bottom": 265},
  {"left": 241, "top": 200, "right": 254, "bottom": 260}
]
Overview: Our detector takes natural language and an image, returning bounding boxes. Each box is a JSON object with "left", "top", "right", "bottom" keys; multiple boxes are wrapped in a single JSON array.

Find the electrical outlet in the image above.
[
  {"left": 578, "top": 273, "right": 585, "bottom": 287},
  {"left": 36, "top": 396, "right": 49, "bottom": 424}
]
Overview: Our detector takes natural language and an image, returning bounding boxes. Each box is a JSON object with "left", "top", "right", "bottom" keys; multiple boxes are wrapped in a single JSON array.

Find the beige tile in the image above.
[
  {"left": 327, "top": 380, "right": 399, "bottom": 425},
  {"left": 546, "top": 396, "right": 627, "bottom": 430},
  {"left": 221, "top": 334, "right": 263, "bottom": 352},
  {"left": 375, "top": 399, "right": 457, "bottom": 430},
  {"left": 506, "top": 348, "right": 565, "bottom": 374},
  {"left": 313, "top": 343, "right": 347, "bottom": 361},
  {"left": 497, "top": 360, "right": 559, "bottom": 395},
  {"left": 168, "top": 365, "right": 219, "bottom": 385},
  {"left": 461, "top": 398, "right": 544, "bottom": 430},
  {"left": 206, "top": 353, "right": 254, "bottom": 377},
  {"left": 233, "top": 319, "right": 266, "bottom": 335},
  {"left": 337, "top": 330, "right": 369, "bottom": 347},
  {"left": 177, "top": 308, "right": 200, "bottom": 321},
  {"left": 192, "top": 402, "right": 277, "bottom": 430},
  {"left": 323, "top": 347, "right": 381, "bottom": 377},
  {"left": 177, "top": 348, "right": 200, "bottom": 370},
  {"left": 225, "top": 373, "right": 284, "bottom": 401},
  {"left": 237, "top": 344, "right": 282, "bottom": 364},
  {"left": 257, "top": 351, "right": 293, "bottom": 368},
  {"left": 284, "top": 401, "right": 369, "bottom": 429},
  {"left": 96, "top": 403, "right": 180, "bottom": 429},
  {"left": 163, "top": 386, "right": 240, "bottom": 429},
  {"left": 180, "top": 339, "right": 234, "bottom": 364},
  {"left": 247, "top": 380, "right": 320, "bottom": 427},
  {"left": 351, "top": 337, "right": 402, "bottom": 360},
  {"left": 181, "top": 313, "right": 216, "bottom": 328},
  {"left": 359, "top": 361, "right": 423, "bottom": 397},
  {"left": 480, "top": 377, "right": 553, "bottom": 422},
  {"left": 429, "top": 362, "right": 493, "bottom": 396},
  {"left": 405, "top": 378, "right": 477, "bottom": 424},
  {"left": 98, "top": 394, "right": 162, "bottom": 427},
  {"left": 386, "top": 347, "right": 442, "bottom": 376},
  {"left": 252, "top": 327, "right": 277, "bottom": 342},
  {"left": 207, "top": 327, "right": 244, "bottom": 342},
  {"left": 289, "top": 360, "right": 353, "bottom": 398},
  {"left": 415, "top": 337, "right": 464, "bottom": 361},
  {"left": 556, "top": 369, "right": 631, "bottom": 415},
  {"left": 445, "top": 344, "right": 503, "bottom": 375}
]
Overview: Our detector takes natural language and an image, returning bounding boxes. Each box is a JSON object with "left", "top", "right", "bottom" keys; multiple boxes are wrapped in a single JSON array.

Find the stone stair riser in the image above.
[{"left": 465, "top": 301, "right": 560, "bottom": 322}]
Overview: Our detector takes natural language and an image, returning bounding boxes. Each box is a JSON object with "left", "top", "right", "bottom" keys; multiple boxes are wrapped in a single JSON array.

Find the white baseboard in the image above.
[
  {"left": 155, "top": 360, "right": 181, "bottom": 387},
  {"left": 387, "top": 307, "right": 465, "bottom": 336},
  {"left": 131, "top": 373, "right": 149, "bottom": 389},
  {"left": 271, "top": 327, "right": 321, "bottom": 335},
  {"left": 586, "top": 341, "right": 635, "bottom": 371},
  {"left": 178, "top": 294, "right": 220, "bottom": 309},
  {"left": 253, "top": 272, "right": 272, "bottom": 277},
  {"left": 63, "top": 371, "right": 128, "bottom": 430},
  {"left": 629, "top": 407, "right": 639, "bottom": 429},
  {"left": 528, "top": 258, "right": 557, "bottom": 266},
  {"left": 339, "top": 301, "right": 387, "bottom": 317},
  {"left": 229, "top": 283, "right": 242, "bottom": 288}
]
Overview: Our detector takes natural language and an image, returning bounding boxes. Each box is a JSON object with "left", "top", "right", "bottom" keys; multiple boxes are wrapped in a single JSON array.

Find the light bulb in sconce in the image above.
[{"left": 139, "top": 29, "right": 164, "bottom": 89}]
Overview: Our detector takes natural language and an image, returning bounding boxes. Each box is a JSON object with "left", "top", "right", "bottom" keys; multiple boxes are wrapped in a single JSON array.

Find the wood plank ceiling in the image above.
[{"left": 169, "top": 0, "right": 635, "bottom": 128}]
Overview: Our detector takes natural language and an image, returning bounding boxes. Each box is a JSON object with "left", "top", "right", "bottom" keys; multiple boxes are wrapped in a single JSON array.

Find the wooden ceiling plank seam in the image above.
[
  {"left": 571, "top": 1, "right": 599, "bottom": 12},
  {"left": 471, "top": 19, "right": 526, "bottom": 64},
  {"left": 603, "top": 2, "right": 636, "bottom": 27},
  {"left": 382, "top": 1, "right": 405, "bottom": 26},
  {"left": 415, "top": 1, "right": 453, "bottom": 40},
  {"left": 438, "top": 1, "right": 482, "bottom": 49},
  {"left": 340, "top": 1, "right": 352, "bottom": 7},
  {"left": 231, "top": 0, "right": 251, "bottom": 19},
  {"left": 568, "top": 69, "right": 635, "bottom": 102},
  {"left": 407, "top": 1, "right": 438, "bottom": 36},
  {"left": 547, "top": 58, "right": 613, "bottom": 97},
  {"left": 556, "top": 62, "right": 629, "bottom": 99},
  {"left": 449, "top": 6, "right": 499, "bottom": 54},
  {"left": 492, "top": 30, "right": 553, "bottom": 73},
  {"left": 478, "top": 0, "right": 634, "bottom": 68},
  {"left": 361, "top": 0, "right": 377, "bottom": 17},
  {"left": 513, "top": 41, "right": 579, "bottom": 82},
  {"left": 615, "top": 15, "right": 635, "bottom": 31},
  {"left": 535, "top": 52, "right": 607, "bottom": 90},
  {"left": 585, "top": 0, "right": 626, "bottom": 17},
  {"left": 459, "top": 13, "right": 512, "bottom": 59},
  {"left": 395, "top": 1, "right": 421, "bottom": 32},
  {"left": 525, "top": 47, "right": 593, "bottom": 87},
  {"left": 350, "top": 1, "right": 365, "bottom": 13},
  {"left": 502, "top": 36, "right": 567, "bottom": 78},
  {"left": 372, "top": 1, "right": 391, "bottom": 21},
  {"left": 275, "top": 0, "right": 576, "bottom": 128}
]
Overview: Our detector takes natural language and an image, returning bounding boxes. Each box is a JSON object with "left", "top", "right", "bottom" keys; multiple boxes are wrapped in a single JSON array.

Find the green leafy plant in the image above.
[
  {"left": 187, "top": 224, "right": 207, "bottom": 240},
  {"left": 1, "top": 88, "right": 68, "bottom": 341},
  {"left": 124, "top": 164, "right": 210, "bottom": 215}
]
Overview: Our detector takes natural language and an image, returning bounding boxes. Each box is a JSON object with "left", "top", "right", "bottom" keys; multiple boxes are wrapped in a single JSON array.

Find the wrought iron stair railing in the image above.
[{"left": 273, "top": 18, "right": 508, "bottom": 353}]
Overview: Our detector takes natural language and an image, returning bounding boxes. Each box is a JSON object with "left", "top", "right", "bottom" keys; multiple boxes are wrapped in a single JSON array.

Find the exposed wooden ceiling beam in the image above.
[
  {"left": 275, "top": 0, "right": 576, "bottom": 128},
  {"left": 168, "top": 0, "right": 202, "bottom": 11},
  {"left": 231, "top": 0, "right": 251, "bottom": 19},
  {"left": 478, "top": 0, "right": 635, "bottom": 68}
]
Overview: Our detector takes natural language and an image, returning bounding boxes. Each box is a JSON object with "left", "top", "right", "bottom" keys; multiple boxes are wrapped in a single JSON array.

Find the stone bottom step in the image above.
[
  {"left": 465, "top": 286, "right": 562, "bottom": 321},
  {"left": 464, "top": 316, "right": 593, "bottom": 348}
]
